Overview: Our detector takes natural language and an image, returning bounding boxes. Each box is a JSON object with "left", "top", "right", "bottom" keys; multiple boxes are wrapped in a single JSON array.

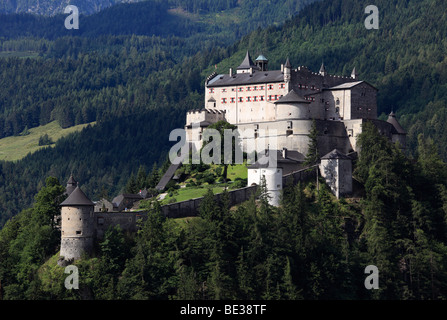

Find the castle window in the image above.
[
  {"left": 238, "top": 97, "right": 243, "bottom": 102},
  {"left": 335, "top": 107, "right": 340, "bottom": 113},
  {"left": 348, "top": 129, "right": 353, "bottom": 137},
  {"left": 260, "top": 85, "right": 264, "bottom": 90},
  {"left": 287, "top": 121, "right": 292, "bottom": 129},
  {"left": 76, "top": 230, "right": 82, "bottom": 235},
  {"left": 268, "top": 84, "right": 273, "bottom": 90},
  {"left": 336, "top": 98, "right": 340, "bottom": 106},
  {"left": 253, "top": 86, "right": 258, "bottom": 91},
  {"left": 221, "top": 98, "right": 227, "bottom": 104},
  {"left": 286, "top": 129, "right": 293, "bottom": 136},
  {"left": 246, "top": 87, "right": 251, "bottom": 91},
  {"left": 230, "top": 97, "right": 235, "bottom": 103},
  {"left": 253, "top": 96, "right": 258, "bottom": 101},
  {"left": 268, "top": 95, "right": 272, "bottom": 101},
  {"left": 279, "top": 83, "right": 285, "bottom": 89},
  {"left": 209, "top": 88, "right": 214, "bottom": 93},
  {"left": 238, "top": 87, "right": 243, "bottom": 92},
  {"left": 246, "top": 97, "right": 251, "bottom": 102},
  {"left": 260, "top": 96, "right": 264, "bottom": 101},
  {"left": 221, "top": 88, "right": 227, "bottom": 93},
  {"left": 231, "top": 88, "right": 235, "bottom": 92}
]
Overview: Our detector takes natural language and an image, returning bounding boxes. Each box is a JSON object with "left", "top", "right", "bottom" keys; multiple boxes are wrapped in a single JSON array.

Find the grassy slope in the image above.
[
  {"left": 159, "top": 163, "right": 248, "bottom": 205},
  {"left": 0, "top": 121, "right": 95, "bottom": 161}
]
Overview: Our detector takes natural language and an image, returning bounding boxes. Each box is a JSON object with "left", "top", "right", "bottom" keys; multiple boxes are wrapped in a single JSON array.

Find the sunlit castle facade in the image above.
[{"left": 184, "top": 51, "right": 406, "bottom": 202}]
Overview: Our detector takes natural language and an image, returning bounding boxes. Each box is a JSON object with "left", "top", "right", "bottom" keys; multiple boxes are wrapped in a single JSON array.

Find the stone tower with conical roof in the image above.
[{"left": 59, "top": 180, "right": 95, "bottom": 262}]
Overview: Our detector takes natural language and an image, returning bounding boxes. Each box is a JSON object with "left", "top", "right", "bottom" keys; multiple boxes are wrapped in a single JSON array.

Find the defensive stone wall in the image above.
[
  {"left": 282, "top": 166, "right": 317, "bottom": 186},
  {"left": 160, "top": 185, "right": 258, "bottom": 218}
]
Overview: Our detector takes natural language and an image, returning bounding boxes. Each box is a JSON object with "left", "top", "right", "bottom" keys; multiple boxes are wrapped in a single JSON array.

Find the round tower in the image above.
[{"left": 59, "top": 185, "right": 95, "bottom": 261}]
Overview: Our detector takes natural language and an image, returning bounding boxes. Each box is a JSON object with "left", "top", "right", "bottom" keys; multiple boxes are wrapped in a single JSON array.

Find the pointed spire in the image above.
[
  {"left": 319, "top": 62, "right": 326, "bottom": 76},
  {"left": 60, "top": 186, "right": 94, "bottom": 207},
  {"left": 351, "top": 67, "right": 358, "bottom": 79},
  {"left": 284, "top": 57, "right": 291, "bottom": 69},
  {"left": 387, "top": 110, "right": 406, "bottom": 134},
  {"left": 237, "top": 51, "right": 257, "bottom": 70},
  {"left": 66, "top": 174, "right": 78, "bottom": 196}
]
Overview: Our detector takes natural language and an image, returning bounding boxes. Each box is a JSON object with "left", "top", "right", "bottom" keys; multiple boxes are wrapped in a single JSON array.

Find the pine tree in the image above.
[
  {"left": 125, "top": 173, "right": 138, "bottom": 194},
  {"left": 136, "top": 165, "right": 147, "bottom": 190},
  {"left": 304, "top": 119, "right": 319, "bottom": 167}
]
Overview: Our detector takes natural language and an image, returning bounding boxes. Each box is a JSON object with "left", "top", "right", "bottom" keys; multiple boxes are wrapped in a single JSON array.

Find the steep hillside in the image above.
[
  {"left": 0, "top": 0, "right": 446, "bottom": 227},
  {"left": 0, "top": 0, "right": 144, "bottom": 15}
]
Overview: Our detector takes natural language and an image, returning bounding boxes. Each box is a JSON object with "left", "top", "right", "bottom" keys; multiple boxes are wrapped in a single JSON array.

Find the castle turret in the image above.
[
  {"left": 59, "top": 186, "right": 95, "bottom": 262},
  {"left": 65, "top": 174, "right": 77, "bottom": 196},
  {"left": 284, "top": 58, "right": 291, "bottom": 82},
  {"left": 319, "top": 62, "right": 327, "bottom": 76},
  {"left": 387, "top": 111, "right": 406, "bottom": 149},
  {"left": 351, "top": 67, "right": 358, "bottom": 79},
  {"left": 255, "top": 54, "right": 268, "bottom": 71},
  {"left": 237, "top": 51, "right": 258, "bottom": 74}
]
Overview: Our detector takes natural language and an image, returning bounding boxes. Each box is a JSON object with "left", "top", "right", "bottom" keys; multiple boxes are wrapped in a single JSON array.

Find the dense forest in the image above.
[
  {"left": 0, "top": 0, "right": 318, "bottom": 225},
  {"left": 1, "top": 123, "right": 447, "bottom": 300},
  {"left": 0, "top": 0, "right": 446, "bottom": 300}
]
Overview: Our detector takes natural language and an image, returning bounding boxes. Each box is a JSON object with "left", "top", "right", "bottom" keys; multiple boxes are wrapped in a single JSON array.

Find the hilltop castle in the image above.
[
  {"left": 58, "top": 51, "right": 406, "bottom": 262},
  {"left": 184, "top": 51, "right": 406, "bottom": 204}
]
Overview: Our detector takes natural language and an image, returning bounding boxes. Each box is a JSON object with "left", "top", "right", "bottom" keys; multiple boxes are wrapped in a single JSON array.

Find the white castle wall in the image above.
[{"left": 248, "top": 166, "right": 283, "bottom": 206}]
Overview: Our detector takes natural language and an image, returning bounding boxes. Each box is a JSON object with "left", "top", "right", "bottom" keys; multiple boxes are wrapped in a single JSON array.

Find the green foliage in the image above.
[
  {"left": 38, "top": 133, "right": 53, "bottom": 146},
  {"left": 304, "top": 119, "right": 319, "bottom": 167},
  {"left": 0, "top": 177, "right": 65, "bottom": 299},
  {"left": 1, "top": 0, "right": 447, "bottom": 301}
]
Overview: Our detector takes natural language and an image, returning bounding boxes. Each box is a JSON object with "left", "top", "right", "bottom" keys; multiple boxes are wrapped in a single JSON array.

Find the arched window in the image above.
[{"left": 336, "top": 98, "right": 340, "bottom": 106}]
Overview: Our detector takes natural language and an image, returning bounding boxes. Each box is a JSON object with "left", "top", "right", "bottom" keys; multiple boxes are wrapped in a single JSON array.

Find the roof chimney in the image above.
[
  {"left": 229, "top": 67, "right": 233, "bottom": 77},
  {"left": 281, "top": 64, "right": 284, "bottom": 72}
]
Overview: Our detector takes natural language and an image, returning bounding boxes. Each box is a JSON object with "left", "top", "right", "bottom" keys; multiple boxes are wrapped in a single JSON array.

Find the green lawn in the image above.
[
  {"left": 160, "top": 185, "right": 228, "bottom": 205},
  {"left": 0, "top": 121, "right": 95, "bottom": 161},
  {"left": 226, "top": 163, "right": 248, "bottom": 180}
]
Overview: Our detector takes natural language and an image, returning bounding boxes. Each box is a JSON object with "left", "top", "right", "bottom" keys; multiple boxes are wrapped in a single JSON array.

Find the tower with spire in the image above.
[
  {"left": 65, "top": 174, "right": 77, "bottom": 196},
  {"left": 319, "top": 62, "right": 327, "bottom": 76},
  {"left": 59, "top": 183, "right": 95, "bottom": 263},
  {"left": 283, "top": 57, "right": 292, "bottom": 83},
  {"left": 237, "top": 51, "right": 258, "bottom": 74}
]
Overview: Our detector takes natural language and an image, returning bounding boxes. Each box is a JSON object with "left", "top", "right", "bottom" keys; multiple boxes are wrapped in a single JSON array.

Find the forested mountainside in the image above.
[
  {"left": 0, "top": 0, "right": 445, "bottom": 229},
  {"left": 1, "top": 122, "right": 447, "bottom": 300},
  {"left": 0, "top": 0, "right": 447, "bottom": 302},
  {"left": 0, "top": 0, "right": 315, "bottom": 17},
  {"left": 0, "top": 0, "right": 317, "bottom": 225}
]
